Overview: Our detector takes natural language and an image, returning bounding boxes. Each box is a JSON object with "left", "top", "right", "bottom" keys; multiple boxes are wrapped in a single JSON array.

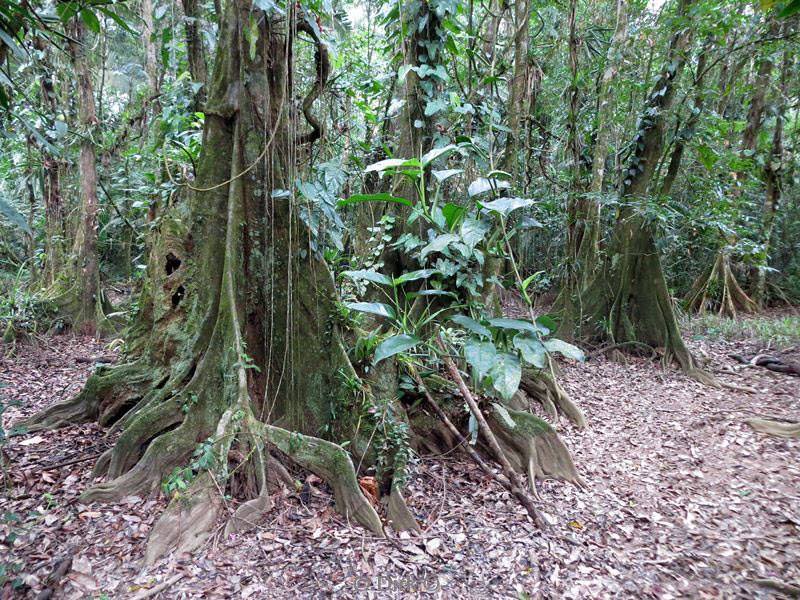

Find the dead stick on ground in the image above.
[
  {"left": 753, "top": 578, "right": 800, "bottom": 597},
  {"left": 434, "top": 336, "right": 546, "bottom": 528},
  {"left": 130, "top": 573, "right": 185, "bottom": 600}
]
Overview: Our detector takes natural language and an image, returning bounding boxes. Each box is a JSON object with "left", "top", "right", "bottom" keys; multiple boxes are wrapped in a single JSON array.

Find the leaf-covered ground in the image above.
[{"left": 1, "top": 321, "right": 798, "bottom": 599}]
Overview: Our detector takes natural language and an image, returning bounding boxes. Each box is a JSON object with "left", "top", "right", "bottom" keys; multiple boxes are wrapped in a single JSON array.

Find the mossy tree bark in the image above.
[
  {"left": 23, "top": 0, "right": 382, "bottom": 560},
  {"left": 563, "top": 0, "right": 712, "bottom": 381},
  {"left": 749, "top": 34, "right": 791, "bottom": 305},
  {"left": 22, "top": 0, "right": 585, "bottom": 558}
]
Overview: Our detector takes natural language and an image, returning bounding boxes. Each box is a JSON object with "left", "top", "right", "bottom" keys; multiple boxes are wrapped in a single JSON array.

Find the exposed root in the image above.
[
  {"left": 437, "top": 336, "right": 546, "bottom": 527},
  {"left": 746, "top": 418, "right": 800, "bottom": 438},
  {"left": 82, "top": 421, "right": 202, "bottom": 502},
  {"left": 144, "top": 472, "right": 223, "bottom": 566},
  {"left": 257, "top": 423, "right": 384, "bottom": 536},
  {"left": 223, "top": 492, "right": 273, "bottom": 537},
  {"left": 18, "top": 360, "right": 165, "bottom": 432},
  {"left": 488, "top": 407, "right": 586, "bottom": 499},
  {"left": 384, "top": 484, "right": 421, "bottom": 534},
  {"left": 519, "top": 366, "right": 586, "bottom": 429},
  {"left": 684, "top": 250, "right": 757, "bottom": 318},
  {"left": 18, "top": 381, "right": 99, "bottom": 432}
]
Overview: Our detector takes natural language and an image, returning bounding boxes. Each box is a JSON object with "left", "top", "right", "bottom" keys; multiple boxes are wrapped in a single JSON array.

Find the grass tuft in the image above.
[{"left": 682, "top": 312, "right": 800, "bottom": 350}]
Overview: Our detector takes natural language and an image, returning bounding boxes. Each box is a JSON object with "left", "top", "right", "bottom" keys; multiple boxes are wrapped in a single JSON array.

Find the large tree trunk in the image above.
[
  {"left": 579, "top": 0, "right": 628, "bottom": 266},
  {"left": 65, "top": 17, "right": 102, "bottom": 334},
  {"left": 501, "top": 0, "right": 529, "bottom": 182},
  {"left": 749, "top": 37, "right": 792, "bottom": 305},
  {"left": 567, "top": 0, "right": 712, "bottom": 381},
  {"left": 142, "top": 0, "right": 159, "bottom": 93},
  {"left": 23, "top": 1, "right": 383, "bottom": 560},
  {"left": 181, "top": 0, "right": 209, "bottom": 109},
  {"left": 564, "top": 0, "right": 584, "bottom": 262},
  {"left": 31, "top": 36, "right": 66, "bottom": 287},
  {"left": 558, "top": 0, "right": 628, "bottom": 330},
  {"left": 21, "top": 0, "right": 584, "bottom": 560}
]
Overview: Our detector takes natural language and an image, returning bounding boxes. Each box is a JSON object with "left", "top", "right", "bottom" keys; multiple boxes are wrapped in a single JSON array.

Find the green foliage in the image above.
[
  {"left": 161, "top": 439, "right": 216, "bottom": 498},
  {"left": 683, "top": 313, "right": 800, "bottom": 350}
]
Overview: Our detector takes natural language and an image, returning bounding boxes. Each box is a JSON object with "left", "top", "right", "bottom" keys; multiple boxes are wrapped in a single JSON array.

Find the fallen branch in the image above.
[
  {"left": 745, "top": 418, "right": 800, "bottom": 439},
  {"left": 435, "top": 336, "right": 546, "bottom": 528},
  {"left": 729, "top": 353, "right": 800, "bottom": 377},
  {"left": 412, "top": 371, "right": 513, "bottom": 491},
  {"left": 130, "top": 573, "right": 185, "bottom": 600},
  {"left": 753, "top": 578, "right": 800, "bottom": 597},
  {"left": 75, "top": 355, "right": 116, "bottom": 364}
]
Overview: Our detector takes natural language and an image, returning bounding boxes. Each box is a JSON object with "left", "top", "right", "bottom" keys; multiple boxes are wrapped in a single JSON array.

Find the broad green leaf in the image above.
[
  {"left": 460, "top": 217, "right": 490, "bottom": 249},
  {"left": 374, "top": 334, "right": 421, "bottom": 364},
  {"left": 535, "top": 314, "right": 558, "bottom": 333},
  {"left": 420, "top": 233, "right": 459, "bottom": 260},
  {"left": 407, "top": 289, "right": 458, "bottom": 299},
  {"left": 467, "top": 178, "right": 510, "bottom": 198},
  {"left": 432, "top": 169, "right": 463, "bottom": 183},
  {"left": 421, "top": 144, "right": 457, "bottom": 167},
  {"left": 464, "top": 338, "right": 496, "bottom": 382},
  {"left": 365, "top": 158, "right": 419, "bottom": 173},
  {"left": 779, "top": 0, "right": 800, "bottom": 16},
  {"left": 450, "top": 315, "right": 492, "bottom": 338},
  {"left": 487, "top": 169, "right": 513, "bottom": 180},
  {"left": 97, "top": 7, "right": 138, "bottom": 35},
  {"left": 341, "top": 270, "right": 393, "bottom": 286},
  {"left": 0, "top": 29, "right": 24, "bottom": 60},
  {"left": 0, "top": 195, "right": 32, "bottom": 236},
  {"left": 519, "top": 216, "right": 543, "bottom": 229},
  {"left": 521, "top": 274, "right": 537, "bottom": 292},
  {"left": 337, "top": 193, "right": 412, "bottom": 209},
  {"left": 487, "top": 318, "right": 544, "bottom": 335},
  {"left": 543, "top": 339, "right": 585, "bottom": 362},
  {"left": 479, "top": 197, "right": 535, "bottom": 216},
  {"left": 441, "top": 203, "right": 466, "bottom": 229},
  {"left": 53, "top": 120, "right": 68, "bottom": 138},
  {"left": 393, "top": 269, "right": 440, "bottom": 285},
  {"left": 80, "top": 9, "right": 101, "bottom": 34},
  {"left": 513, "top": 335, "right": 546, "bottom": 368},
  {"left": 345, "top": 302, "right": 396, "bottom": 319},
  {"left": 491, "top": 403, "right": 517, "bottom": 428},
  {"left": 424, "top": 99, "right": 447, "bottom": 117},
  {"left": 489, "top": 352, "right": 522, "bottom": 401}
]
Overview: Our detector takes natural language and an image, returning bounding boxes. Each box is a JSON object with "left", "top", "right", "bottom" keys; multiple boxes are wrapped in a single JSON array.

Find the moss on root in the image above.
[{"left": 488, "top": 407, "right": 586, "bottom": 498}]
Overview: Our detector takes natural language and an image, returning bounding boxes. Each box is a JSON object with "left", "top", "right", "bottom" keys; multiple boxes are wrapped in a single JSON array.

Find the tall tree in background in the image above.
[
  {"left": 567, "top": 0, "right": 714, "bottom": 380},
  {"left": 749, "top": 30, "right": 794, "bottom": 304},
  {"left": 58, "top": 16, "right": 103, "bottom": 333},
  {"left": 502, "top": 0, "right": 529, "bottom": 182}
]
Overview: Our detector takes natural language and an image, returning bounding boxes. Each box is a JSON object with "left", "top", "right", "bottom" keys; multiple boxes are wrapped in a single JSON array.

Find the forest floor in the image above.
[{"left": 1, "top": 312, "right": 799, "bottom": 599}]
